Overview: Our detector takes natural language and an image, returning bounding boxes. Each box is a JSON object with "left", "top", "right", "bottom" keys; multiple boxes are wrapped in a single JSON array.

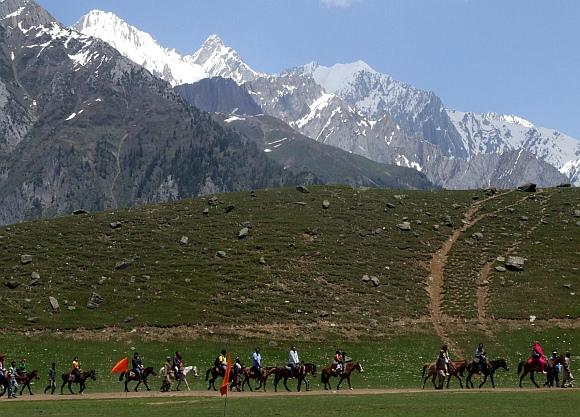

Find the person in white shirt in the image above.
[{"left": 288, "top": 346, "right": 300, "bottom": 376}]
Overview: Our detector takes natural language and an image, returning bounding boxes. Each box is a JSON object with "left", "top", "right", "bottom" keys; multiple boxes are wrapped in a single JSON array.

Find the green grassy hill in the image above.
[{"left": 1, "top": 185, "right": 578, "bottom": 334}]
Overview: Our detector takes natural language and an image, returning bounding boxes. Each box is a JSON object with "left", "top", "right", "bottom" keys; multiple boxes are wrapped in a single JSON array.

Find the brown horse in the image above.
[
  {"left": 422, "top": 359, "right": 467, "bottom": 389},
  {"left": 240, "top": 366, "right": 277, "bottom": 392},
  {"left": 273, "top": 363, "right": 317, "bottom": 392},
  {"left": 119, "top": 366, "right": 156, "bottom": 392},
  {"left": 518, "top": 355, "right": 565, "bottom": 388},
  {"left": 60, "top": 370, "right": 96, "bottom": 394},
  {"left": 465, "top": 358, "right": 509, "bottom": 389},
  {"left": 321, "top": 361, "right": 364, "bottom": 390},
  {"left": 16, "top": 370, "right": 40, "bottom": 395}
]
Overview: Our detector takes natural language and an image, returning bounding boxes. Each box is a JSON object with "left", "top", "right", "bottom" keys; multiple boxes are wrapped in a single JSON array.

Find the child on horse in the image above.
[
  {"left": 132, "top": 352, "right": 144, "bottom": 380},
  {"left": 71, "top": 356, "right": 82, "bottom": 382},
  {"left": 332, "top": 350, "right": 344, "bottom": 375},
  {"left": 215, "top": 350, "right": 227, "bottom": 376},
  {"left": 474, "top": 343, "right": 489, "bottom": 372},
  {"left": 251, "top": 348, "right": 262, "bottom": 377},
  {"left": 288, "top": 346, "right": 300, "bottom": 377}
]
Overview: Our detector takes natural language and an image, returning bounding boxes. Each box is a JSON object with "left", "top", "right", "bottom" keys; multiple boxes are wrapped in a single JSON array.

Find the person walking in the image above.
[{"left": 44, "top": 362, "right": 57, "bottom": 395}]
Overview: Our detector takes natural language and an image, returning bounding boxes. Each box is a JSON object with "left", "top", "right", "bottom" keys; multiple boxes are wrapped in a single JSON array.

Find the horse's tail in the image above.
[
  {"left": 517, "top": 361, "right": 524, "bottom": 375},
  {"left": 421, "top": 364, "right": 428, "bottom": 378},
  {"left": 118, "top": 372, "right": 126, "bottom": 382},
  {"left": 205, "top": 368, "right": 211, "bottom": 382}
]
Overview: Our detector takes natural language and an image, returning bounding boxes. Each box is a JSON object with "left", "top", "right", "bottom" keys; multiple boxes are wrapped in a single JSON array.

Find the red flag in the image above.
[
  {"left": 111, "top": 357, "right": 129, "bottom": 374},
  {"left": 220, "top": 354, "right": 232, "bottom": 396}
]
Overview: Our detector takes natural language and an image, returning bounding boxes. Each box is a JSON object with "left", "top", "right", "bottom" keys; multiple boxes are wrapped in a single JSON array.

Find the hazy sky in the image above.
[{"left": 38, "top": 0, "right": 580, "bottom": 137}]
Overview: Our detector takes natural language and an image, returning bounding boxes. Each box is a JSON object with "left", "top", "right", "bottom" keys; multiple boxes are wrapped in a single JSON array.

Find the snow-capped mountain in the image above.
[
  {"left": 71, "top": 8, "right": 578, "bottom": 187},
  {"left": 294, "top": 61, "right": 468, "bottom": 158},
  {"left": 448, "top": 110, "right": 580, "bottom": 184},
  {"left": 74, "top": 11, "right": 261, "bottom": 86}
]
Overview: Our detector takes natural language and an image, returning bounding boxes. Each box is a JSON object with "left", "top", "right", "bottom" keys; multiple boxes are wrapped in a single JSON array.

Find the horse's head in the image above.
[
  {"left": 88, "top": 370, "right": 97, "bottom": 381},
  {"left": 145, "top": 366, "right": 156, "bottom": 376},
  {"left": 356, "top": 362, "right": 364, "bottom": 373},
  {"left": 30, "top": 370, "right": 40, "bottom": 380}
]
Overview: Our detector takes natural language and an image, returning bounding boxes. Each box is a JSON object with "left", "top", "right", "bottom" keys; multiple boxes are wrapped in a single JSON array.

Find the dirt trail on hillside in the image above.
[
  {"left": 12, "top": 387, "right": 578, "bottom": 402},
  {"left": 428, "top": 191, "right": 511, "bottom": 356}
]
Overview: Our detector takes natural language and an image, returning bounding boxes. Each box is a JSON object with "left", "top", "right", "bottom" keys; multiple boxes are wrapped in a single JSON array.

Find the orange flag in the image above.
[
  {"left": 111, "top": 357, "right": 129, "bottom": 374},
  {"left": 220, "top": 354, "right": 232, "bottom": 396}
]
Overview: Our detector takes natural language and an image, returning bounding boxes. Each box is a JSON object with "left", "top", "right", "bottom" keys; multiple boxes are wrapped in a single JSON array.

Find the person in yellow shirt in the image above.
[{"left": 71, "top": 356, "right": 81, "bottom": 382}]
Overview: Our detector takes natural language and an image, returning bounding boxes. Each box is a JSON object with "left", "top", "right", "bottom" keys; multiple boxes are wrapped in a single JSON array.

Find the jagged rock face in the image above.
[
  {"left": 0, "top": 0, "right": 291, "bottom": 225},
  {"left": 175, "top": 77, "right": 262, "bottom": 115},
  {"left": 295, "top": 62, "right": 468, "bottom": 159}
]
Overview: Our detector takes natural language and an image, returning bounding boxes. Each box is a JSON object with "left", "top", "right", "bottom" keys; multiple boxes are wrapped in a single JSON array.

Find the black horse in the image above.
[
  {"left": 273, "top": 363, "right": 317, "bottom": 392},
  {"left": 60, "top": 370, "right": 96, "bottom": 394},
  {"left": 119, "top": 366, "right": 156, "bottom": 392},
  {"left": 466, "top": 358, "right": 509, "bottom": 388}
]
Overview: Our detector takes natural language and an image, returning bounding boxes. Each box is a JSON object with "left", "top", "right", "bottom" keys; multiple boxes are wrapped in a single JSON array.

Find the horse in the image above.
[
  {"left": 321, "top": 361, "right": 364, "bottom": 390},
  {"left": 465, "top": 358, "right": 509, "bottom": 388},
  {"left": 518, "top": 355, "right": 565, "bottom": 388},
  {"left": 119, "top": 366, "right": 156, "bottom": 392},
  {"left": 16, "top": 370, "right": 40, "bottom": 395},
  {"left": 240, "top": 366, "right": 277, "bottom": 392},
  {"left": 273, "top": 363, "right": 317, "bottom": 392},
  {"left": 60, "top": 370, "right": 96, "bottom": 394},
  {"left": 159, "top": 365, "right": 198, "bottom": 391},
  {"left": 422, "top": 359, "right": 467, "bottom": 389}
]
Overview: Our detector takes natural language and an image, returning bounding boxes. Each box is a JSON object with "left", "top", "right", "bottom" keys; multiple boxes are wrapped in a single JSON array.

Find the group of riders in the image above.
[
  {"left": 0, "top": 353, "right": 57, "bottom": 398},
  {"left": 435, "top": 341, "right": 574, "bottom": 387}
]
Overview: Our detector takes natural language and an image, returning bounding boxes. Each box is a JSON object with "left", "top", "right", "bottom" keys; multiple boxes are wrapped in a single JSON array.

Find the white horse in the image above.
[{"left": 159, "top": 365, "right": 198, "bottom": 391}]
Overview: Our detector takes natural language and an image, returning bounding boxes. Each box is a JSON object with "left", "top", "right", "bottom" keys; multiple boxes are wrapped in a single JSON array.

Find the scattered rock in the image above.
[
  {"left": 185, "top": 278, "right": 191, "bottom": 283},
  {"left": 433, "top": 224, "right": 440, "bottom": 231},
  {"left": 5, "top": 280, "right": 20, "bottom": 290},
  {"left": 294, "top": 201, "right": 307, "bottom": 206},
  {"left": 115, "top": 260, "right": 131, "bottom": 270},
  {"left": 369, "top": 319, "right": 379, "bottom": 328},
  {"left": 415, "top": 220, "right": 422, "bottom": 225},
  {"left": 296, "top": 185, "right": 310, "bottom": 194},
  {"left": 508, "top": 208, "right": 515, "bottom": 213},
  {"left": 67, "top": 306, "right": 76, "bottom": 311},
  {"left": 72, "top": 209, "right": 88, "bottom": 215},
  {"left": 109, "top": 221, "right": 122, "bottom": 229},
  {"left": 124, "top": 316, "right": 134, "bottom": 323},
  {"left": 374, "top": 228, "right": 383, "bottom": 235},
  {"left": 208, "top": 196, "right": 219, "bottom": 206},
  {"left": 86, "top": 292, "right": 103, "bottom": 309},
  {"left": 20, "top": 254, "right": 33, "bottom": 265},
  {"left": 238, "top": 227, "right": 249, "bottom": 239},
  {"left": 520, "top": 216, "right": 529, "bottom": 221},
  {"left": 472, "top": 232, "right": 484, "bottom": 240},
  {"left": 485, "top": 188, "right": 498, "bottom": 196},
  {"left": 393, "top": 194, "right": 407, "bottom": 200},
  {"left": 361, "top": 274, "right": 370, "bottom": 283},
  {"left": 216, "top": 251, "right": 227, "bottom": 258},
  {"left": 495, "top": 266, "right": 507, "bottom": 272},
  {"left": 179, "top": 236, "right": 189, "bottom": 245},
  {"left": 444, "top": 215, "right": 453, "bottom": 227},
  {"left": 319, "top": 310, "right": 329, "bottom": 318},
  {"left": 557, "top": 183, "right": 571, "bottom": 188},
  {"left": 202, "top": 208, "right": 209, "bottom": 215},
  {"left": 506, "top": 256, "right": 525, "bottom": 271},
  {"left": 481, "top": 280, "right": 489, "bottom": 286},
  {"left": 563, "top": 284, "right": 572, "bottom": 289},
  {"left": 396, "top": 222, "right": 411, "bottom": 231},
  {"left": 574, "top": 210, "right": 580, "bottom": 218},
  {"left": 49, "top": 296, "right": 60, "bottom": 311},
  {"left": 322, "top": 200, "right": 331, "bottom": 209},
  {"left": 259, "top": 256, "right": 266, "bottom": 265},
  {"left": 27, "top": 316, "right": 39, "bottom": 323},
  {"left": 224, "top": 204, "right": 235, "bottom": 213},
  {"left": 496, "top": 256, "right": 506, "bottom": 262},
  {"left": 386, "top": 203, "right": 396, "bottom": 209},
  {"left": 370, "top": 276, "right": 380, "bottom": 287},
  {"left": 452, "top": 203, "right": 462, "bottom": 209},
  {"left": 576, "top": 221, "right": 580, "bottom": 227},
  {"left": 30, "top": 272, "right": 41, "bottom": 286},
  {"left": 242, "top": 221, "right": 253, "bottom": 229},
  {"left": 517, "top": 183, "right": 537, "bottom": 192},
  {"left": 98, "top": 276, "right": 107, "bottom": 285}
]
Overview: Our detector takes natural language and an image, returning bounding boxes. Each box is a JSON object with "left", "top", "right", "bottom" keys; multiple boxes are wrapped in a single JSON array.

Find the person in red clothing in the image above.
[{"left": 527, "top": 341, "right": 547, "bottom": 373}]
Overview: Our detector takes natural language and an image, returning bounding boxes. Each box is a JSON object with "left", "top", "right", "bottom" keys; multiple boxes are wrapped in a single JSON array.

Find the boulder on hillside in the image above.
[
  {"left": 557, "top": 183, "right": 572, "bottom": 188},
  {"left": 574, "top": 210, "right": 580, "bottom": 218},
  {"left": 296, "top": 185, "right": 310, "bottom": 194},
  {"left": 49, "top": 296, "right": 60, "bottom": 311},
  {"left": 87, "top": 292, "right": 103, "bottom": 309},
  {"left": 517, "top": 183, "right": 537, "bottom": 192},
  {"left": 322, "top": 200, "right": 330, "bottom": 209},
  {"left": 397, "top": 222, "right": 411, "bottom": 231},
  {"left": 370, "top": 276, "right": 381, "bottom": 287},
  {"left": 216, "top": 251, "right": 227, "bottom": 258},
  {"left": 20, "top": 254, "right": 33, "bottom": 265},
  {"left": 203, "top": 208, "right": 210, "bottom": 215},
  {"left": 5, "top": 280, "right": 20, "bottom": 290},
  {"left": 179, "top": 236, "right": 189, "bottom": 245},
  {"left": 361, "top": 274, "right": 370, "bottom": 283},
  {"left": 115, "top": 260, "right": 131, "bottom": 270},
  {"left": 224, "top": 204, "right": 235, "bottom": 213},
  {"left": 110, "top": 221, "right": 122, "bottom": 229},
  {"left": 506, "top": 256, "right": 525, "bottom": 271},
  {"left": 72, "top": 209, "right": 89, "bottom": 215},
  {"left": 238, "top": 227, "right": 249, "bottom": 239},
  {"left": 472, "top": 232, "right": 484, "bottom": 241},
  {"left": 208, "top": 196, "right": 219, "bottom": 206}
]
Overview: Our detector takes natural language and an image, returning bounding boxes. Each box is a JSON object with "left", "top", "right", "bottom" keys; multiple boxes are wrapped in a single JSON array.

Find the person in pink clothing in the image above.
[{"left": 527, "top": 341, "right": 547, "bottom": 373}]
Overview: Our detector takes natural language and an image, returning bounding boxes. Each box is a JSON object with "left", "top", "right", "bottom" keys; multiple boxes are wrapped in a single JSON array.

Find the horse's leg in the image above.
[
  {"left": 454, "top": 373, "right": 463, "bottom": 389},
  {"left": 134, "top": 379, "right": 141, "bottom": 392},
  {"left": 283, "top": 376, "right": 291, "bottom": 392},
  {"left": 60, "top": 380, "right": 65, "bottom": 394},
  {"left": 68, "top": 381, "right": 74, "bottom": 395},
  {"left": 466, "top": 372, "right": 471, "bottom": 389},
  {"left": 184, "top": 377, "right": 190, "bottom": 391},
  {"left": 530, "top": 371, "right": 539, "bottom": 389},
  {"left": 336, "top": 376, "right": 343, "bottom": 390},
  {"left": 431, "top": 374, "right": 437, "bottom": 389},
  {"left": 479, "top": 374, "right": 487, "bottom": 389},
  {"left": 490, "top": 373, "right": 495, "bottom": 389},
  {"left": 144, "top": 380, "right": 150, "bottom": 391},
  {"left": 347, "top": 375, "right": 353, "bottom": 390},
  {"left": 124, "top": 378, "right": 129, "bottom": 393},
  {"left": 519, "top": 370, "right": 527, "bottom": 388},
  {"left": 27, "top": 381, "right": 33, "bottom": 395}
]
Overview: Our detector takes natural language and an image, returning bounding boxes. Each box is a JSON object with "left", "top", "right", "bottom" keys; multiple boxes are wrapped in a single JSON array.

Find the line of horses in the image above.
[
  {"left": 0, "top": 369, "right": 97, "bottom": 397},
  {"left": 204, "top": 361, "right": 364, "bottom": 393},
  {"left": 421, "top": 355, "right": 566, "bottom": 389}
]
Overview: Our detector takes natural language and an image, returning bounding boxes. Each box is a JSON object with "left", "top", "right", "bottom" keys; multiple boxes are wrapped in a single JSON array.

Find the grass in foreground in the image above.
[{"left": 3, "top": 391, "right": 580, "bottom": 417}]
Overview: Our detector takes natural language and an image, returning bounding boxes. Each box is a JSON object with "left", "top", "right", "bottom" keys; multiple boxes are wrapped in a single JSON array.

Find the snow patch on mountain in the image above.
[{"left": 74, "top": 10, "right": 207, "bottom": 86}]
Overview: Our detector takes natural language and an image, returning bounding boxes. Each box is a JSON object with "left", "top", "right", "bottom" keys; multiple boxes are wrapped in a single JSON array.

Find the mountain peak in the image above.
[
  {"left": 0, "top": 0, "right": 54, "bottom": 28},
  {"left": 482, "top": 112, "right": 535, "bottom": 128},
  {"left": 202, "top": 34, "right": 225, "bottom": 48}
]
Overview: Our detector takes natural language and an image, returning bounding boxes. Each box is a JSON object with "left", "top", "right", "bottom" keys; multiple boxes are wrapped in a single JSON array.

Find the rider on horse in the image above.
[
  {"left": 474, "top": 343, "right": 489, "bottom": 372},
  {"left": 0, "top": 353, "right": 5, "bottom": 381},
  {"left": 215, "top": 350, "right": 227, "bottom": 376},
  {"left": 132, "top": 352, "right": 144, "bottom": 381},
  {"left": 251, "top": 348, "right": 262, "bottom": 377},
  {"left": 232, "top": 356, "right": 243, "bottom": 389},
  {"left": 18, "top": 358, "right": 28, "bottom": 377},
  {"left": 71, "top": 356, "right": 82, "bottom": 382},
  {"left": 440, "top": 345, "right": 452, "bottom": 376},
  {"left": 332, "top": 350, "right": 344, "bottom": 376},
  {"left": 528, "top": 341, "right": 547, "bottom": 373},
  {"left": 172, "top": 351, "right": 183, "bottom": 380},
  {"left": 7, "top": 361, "right": 17, "bottom": 398},
  {"left": 288, "top": 346, "right": 300, "bottom": 377}
]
